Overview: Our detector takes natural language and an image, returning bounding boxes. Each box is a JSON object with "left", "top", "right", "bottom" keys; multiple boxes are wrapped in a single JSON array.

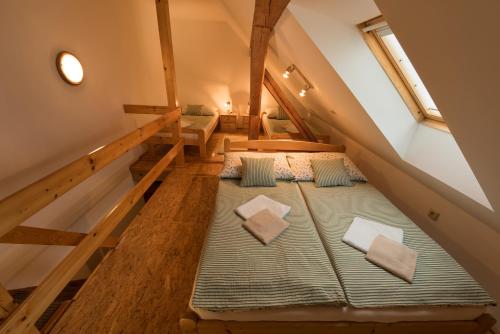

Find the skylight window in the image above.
[{"left": 360, "top": 17, "right": 444, "bottom": 123}]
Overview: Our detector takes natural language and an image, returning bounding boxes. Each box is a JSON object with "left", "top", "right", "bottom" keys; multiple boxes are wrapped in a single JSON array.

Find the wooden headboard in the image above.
[{"left": 223, "top": 138, "right": 345, "bottom": 153}]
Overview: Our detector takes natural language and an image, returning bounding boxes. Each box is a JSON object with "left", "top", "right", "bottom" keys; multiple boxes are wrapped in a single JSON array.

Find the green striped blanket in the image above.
[
  {"left": 192, "top": 180, "right": 347, "bottom": 311},
  {"left": 298, "top": 182, "right": 495, "bottom": 308}
]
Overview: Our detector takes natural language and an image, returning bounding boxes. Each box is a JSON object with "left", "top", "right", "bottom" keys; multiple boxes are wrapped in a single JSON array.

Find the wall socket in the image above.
[{"left": 428, "top": 209, "right": 440, "bottom": 221}]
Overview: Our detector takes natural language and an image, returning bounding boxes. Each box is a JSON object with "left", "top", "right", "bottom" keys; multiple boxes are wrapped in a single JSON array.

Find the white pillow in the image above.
[
  {"left": 220, "top": 152, "right": 294, "bottom": 180},
  {"left": 286, "top": 152, "right": 367, "bottom": 182}
]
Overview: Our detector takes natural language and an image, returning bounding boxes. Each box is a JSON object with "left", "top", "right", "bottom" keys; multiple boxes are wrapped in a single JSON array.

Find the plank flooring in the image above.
[{"left": 50, "top": 162, "right": 222, "bottom": 333}]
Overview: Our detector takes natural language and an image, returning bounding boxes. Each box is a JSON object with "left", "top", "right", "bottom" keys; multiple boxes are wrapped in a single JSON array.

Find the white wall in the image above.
[
  {"left": 170, "top": 0, "right": 276, "bottom": 114},
  {"left": 374, "top": 0, "right": 500, "bottom": 230},
  {"left": 0, "top": 0, "right": 166, "bottom": 288}
]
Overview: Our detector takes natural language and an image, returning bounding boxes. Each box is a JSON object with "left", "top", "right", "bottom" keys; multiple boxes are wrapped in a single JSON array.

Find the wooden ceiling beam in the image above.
[
  {"left": 156, "top": 0, "right": 178, "bottom": 108},
  {"left": 248, "top": 0, "right": 290, "bottom": 140},
  {"left": 263, "top": 69, "right": 317, "bottom": 142}
]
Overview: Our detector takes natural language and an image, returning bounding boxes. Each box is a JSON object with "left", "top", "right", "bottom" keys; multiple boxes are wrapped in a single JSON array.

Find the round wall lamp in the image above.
[{"left": 56, "top": 51, "right": 84, "bottom": 85}]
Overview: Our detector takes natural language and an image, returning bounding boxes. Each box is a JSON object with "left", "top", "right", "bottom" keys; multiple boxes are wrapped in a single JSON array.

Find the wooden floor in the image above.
[{"left": 49, "top": 132, "right": 241, "bottom": 333}]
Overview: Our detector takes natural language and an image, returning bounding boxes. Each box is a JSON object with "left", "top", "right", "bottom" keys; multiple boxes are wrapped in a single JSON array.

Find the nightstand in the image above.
[
  {"left": 220, "top": 114, "right": 237, "bottom": 132},
  {"left": 237, "top": 114, "right": 250, "bottom": 129}
]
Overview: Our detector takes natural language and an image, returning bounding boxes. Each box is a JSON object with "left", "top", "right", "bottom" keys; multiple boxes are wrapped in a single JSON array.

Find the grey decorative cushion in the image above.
[
  {"left": 183, "top": 104, "right": 203, "bottom": 115},
  {"left": 286, "top": 152, "right": 368, "bottom": 182},
  {"left": 240, "top": 157, "right": 276, "bottom": 187},
  {"left": 310, "top": 159, "right": 352, "bottom": 187},
  {"left": 220, "top": 152, "right": 294, "bottom": 180}
]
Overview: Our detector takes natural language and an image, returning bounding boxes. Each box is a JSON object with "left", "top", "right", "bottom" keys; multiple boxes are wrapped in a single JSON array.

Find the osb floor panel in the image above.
[{"left": 50, "top": 162, "right": 222, "bottom": 334}]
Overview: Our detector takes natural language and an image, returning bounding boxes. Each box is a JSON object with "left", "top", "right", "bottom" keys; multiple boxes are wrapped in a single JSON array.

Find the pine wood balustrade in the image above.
[{"left": 0, "top": 107, "right": 183, "bottom": 334}]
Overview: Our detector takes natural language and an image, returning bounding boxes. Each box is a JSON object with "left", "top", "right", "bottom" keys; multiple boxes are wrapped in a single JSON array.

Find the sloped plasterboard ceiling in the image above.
[
  {"left": 222, "top": 0, "right": 496, "bottom": 229},
  {"left": 374, "top": 0, "right": 500, "bottom": 225},
  {"left": 277, "top": 1, "right": 498, "bottom": 229}
]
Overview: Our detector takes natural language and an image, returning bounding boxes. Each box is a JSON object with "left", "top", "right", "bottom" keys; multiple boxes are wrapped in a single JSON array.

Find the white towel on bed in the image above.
[
  {"left": 235, "top": 195, "right": 291, "bottom": 220},
  {"left": 342, "top": 217, "right": 403, "bottom": 253}
]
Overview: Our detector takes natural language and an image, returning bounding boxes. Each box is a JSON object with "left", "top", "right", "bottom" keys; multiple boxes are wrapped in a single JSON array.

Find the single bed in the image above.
[
  {"left": 181, "top": 139, "right": 496, "bottom": 334},
  {"left": 156, "top": 113, "right": 219, "bottom": 158},
  {"left": 261, "top": 112, "right": 330, "bottom": 143},
  {"left": 297, "top": 181, "right": 494, "bottom": 310}
]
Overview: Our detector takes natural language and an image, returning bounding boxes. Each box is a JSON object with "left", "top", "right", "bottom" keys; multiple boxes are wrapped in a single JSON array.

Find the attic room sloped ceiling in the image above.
[
  {"left": 374, "top": 0, "right": 500, "bottom": 226},
  {"left": 222, "top": 0, "right": 500, "bottom": 323},
  {"left": 287, "top": 0, "right": 492, "bottom": 213}
]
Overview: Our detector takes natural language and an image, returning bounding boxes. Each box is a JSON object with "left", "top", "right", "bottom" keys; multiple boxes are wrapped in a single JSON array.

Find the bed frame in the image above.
[
  {"left": 261, "top": 113, "right": 330, "bottom": 143},
  {"left": 181, "top": 138, "right": 497, "bottom": 334},
  {"left": 157, "top": 114, "right": 219, "bottom": 158}
]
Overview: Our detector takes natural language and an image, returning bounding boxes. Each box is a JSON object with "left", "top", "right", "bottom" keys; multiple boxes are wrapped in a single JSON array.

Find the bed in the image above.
[
  {"left": 155, "top": 113, "right": 219, "bottom": 158},
  {"left": 180, "top": 139, "right": 496, "bottom": 334},
  {"left": 261, "top": 112, "right": 330, "bottom": 143}
]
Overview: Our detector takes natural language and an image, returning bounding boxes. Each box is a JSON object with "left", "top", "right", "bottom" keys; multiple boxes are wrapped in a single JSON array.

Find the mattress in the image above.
[
  {"left": 264, "top": 117, "right": 299, "bottom": 135},
  {"left": 194, "top": 304, "right": 486, "bottom": 323},
  {"left": 262, "top": 115, "right": 328, "bottom": 143},
  {"left": 156, "top": 114, "right": 218, "bottom": 141},
  {"left": 191, "top": 179, "right": 346, "bottom": 312},
  {"left": 298, "top": 181, "right": 495, "bottom": 308}
]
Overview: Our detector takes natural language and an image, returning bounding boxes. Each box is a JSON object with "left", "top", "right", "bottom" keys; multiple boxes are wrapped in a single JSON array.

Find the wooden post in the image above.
[
  {"left": 0, "top": 284, "right": 40, "bottom": 333},
  {"left": 263, "top": 69, "right": 317, "bottom": 142},
  {"left": 156, "top": 0, "right": 178, "bottom": 108},
  {"left": 248, "top": 0, "right": 290, "bottom": 140},
  {"left": 0, "top": 284, "right": 14, "bottom": 321},
  {"left": 171, "top": 117, "right": 185, "bottom": 166}
]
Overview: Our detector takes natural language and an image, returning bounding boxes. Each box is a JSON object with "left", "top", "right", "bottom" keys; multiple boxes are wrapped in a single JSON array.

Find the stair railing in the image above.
[{"left": 0, "top": 106, "right": 183, "bottom": 334}]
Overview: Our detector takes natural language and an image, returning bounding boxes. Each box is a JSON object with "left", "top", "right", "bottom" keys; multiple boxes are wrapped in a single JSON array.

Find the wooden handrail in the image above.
[
  {"left": 224, "top": 138, "right": 345, "bottom": 153},
  {"left": 123, "top": 104, "right": 169, "bottom": 115},
  {"left": 0, "top": 140, "right": 184, "bottom": 334},
  {"left": 0, "top": 107, "right": 181, "bottom": 239},
  {"left": 0, "top": 226, "right": 119, "bottom": 248}
]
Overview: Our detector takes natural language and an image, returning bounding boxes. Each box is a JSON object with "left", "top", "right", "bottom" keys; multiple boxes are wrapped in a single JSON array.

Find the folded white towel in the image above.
[
  {"left": 235, "top": 195, "right": 291, "bottom": 220},
  {"left": 243, "top": 209, "right": 289, "bottom": 245},
  {"left": 342, "top": 217, "right": 403, "bottom": 253}
]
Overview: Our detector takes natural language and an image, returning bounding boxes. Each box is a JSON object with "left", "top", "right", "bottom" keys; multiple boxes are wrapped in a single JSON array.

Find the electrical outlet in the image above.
[{"left": 428, "top": 210, "right": 440, "bottom": 221}]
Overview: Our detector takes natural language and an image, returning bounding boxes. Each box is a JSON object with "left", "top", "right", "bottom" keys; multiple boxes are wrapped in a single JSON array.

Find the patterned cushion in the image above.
[
  {"left": 277, "top": 107, "right": 289, "bottom": 120},
  {"left": 310, "top": 159, "right": 352, "bottom": 187},
  {"left": 220, "top": 152, "right": 294, "bottom": 180},
  {"left": 286, "top": 152, "right": 368, "bottom": 182},
  {"left": 240, "top": 157, "right": 277, "bottom": 187}
]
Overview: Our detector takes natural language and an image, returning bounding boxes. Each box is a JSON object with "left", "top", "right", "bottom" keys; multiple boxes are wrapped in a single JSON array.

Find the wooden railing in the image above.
[{"left": 0, "top": 106, "right": 183, "bottom": 334}]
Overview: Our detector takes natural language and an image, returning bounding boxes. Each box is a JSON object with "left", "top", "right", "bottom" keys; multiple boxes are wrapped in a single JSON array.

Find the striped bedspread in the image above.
[
  {"left": 192, "top": 180, "right": 347, "bottom": 311},
  {"left": 298, "top": 182, "right": 495, "bottom": 308}
]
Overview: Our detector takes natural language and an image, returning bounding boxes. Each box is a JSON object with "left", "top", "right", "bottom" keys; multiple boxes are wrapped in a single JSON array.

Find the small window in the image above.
[{"left": 359, "top": 17, "right": 444, "bottom": 123}]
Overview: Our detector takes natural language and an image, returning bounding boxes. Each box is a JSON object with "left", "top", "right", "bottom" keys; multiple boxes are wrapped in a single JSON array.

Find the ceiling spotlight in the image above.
[
  {"left": 56, "top": 51, "right": 84, "bottom": 85},
  {"left": 282, "top": 65, "right": 296, "bottom": 79},
  {"left": 299, "top": 84, "right": 311, "bottom": 97}
]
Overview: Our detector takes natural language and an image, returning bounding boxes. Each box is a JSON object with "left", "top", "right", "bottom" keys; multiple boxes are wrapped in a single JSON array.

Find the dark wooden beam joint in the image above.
[{"left": 248, "top": 0, "right": 290, "bottom": 140}]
